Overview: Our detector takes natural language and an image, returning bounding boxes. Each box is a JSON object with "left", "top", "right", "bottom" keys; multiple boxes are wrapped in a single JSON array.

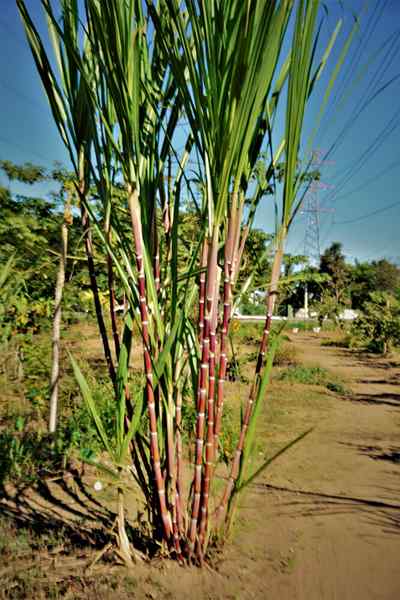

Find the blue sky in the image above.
[{"left": 0, "top": 0, "right": 399, "bottom": 265}]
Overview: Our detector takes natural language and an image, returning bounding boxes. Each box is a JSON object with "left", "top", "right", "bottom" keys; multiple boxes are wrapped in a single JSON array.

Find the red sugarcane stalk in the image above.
[
  {"left": 188, "top": 233, "right": 218, "bottom": 552},
  {"left": 78, "top": 185, "right": 116, "bottom": 387},
  {"left": 213, "top": 201, "right": 237, "bottom": 454},
  {"left": 128, "top": 186, "right": 172, "bottom": 541},
  {"left": 214, "top": 243, "right": 284, "bottom": 522},
  {"left": 198, "top": 264, "right": 220, "bottom": 544},
  {"left": 165, "top": 394, "right": 182, "bottom": 559},
  {"left": 198, "top": 240, "right": 208, "bottom": 347},
  {"left": 173, "top": 352, "right": 185, "bottom": 536},
  {"left": 175, "top": 387, "right": 184, "bottom": 533}
]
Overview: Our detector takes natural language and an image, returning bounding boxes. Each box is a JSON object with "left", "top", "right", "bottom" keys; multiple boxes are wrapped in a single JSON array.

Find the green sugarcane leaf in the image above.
[
  {"left": 236, "top": 331, "right": 283, "bottom": 490},
  {"left": 152, "top": 313, "right": 183, "bottom": 387},
  {"left": 120, "top": 388, "right": 145, "bottom": 461},
  {"left": 237, "top": 428, "right": 314, "bottom": 493},
  {"left": 115, "top": 311, "right": 134, "bottom": 449},
  {"left": 17, "top": 1, "right": 72, "bottom": 152},
  {"left": 69, "top": 353, "right": 116, "bottom": 461}
]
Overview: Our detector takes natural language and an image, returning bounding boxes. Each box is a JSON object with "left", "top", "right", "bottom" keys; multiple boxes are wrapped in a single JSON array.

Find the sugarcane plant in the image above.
[{"left": 18, "top": 0, "right": 355, "bottom": 565}]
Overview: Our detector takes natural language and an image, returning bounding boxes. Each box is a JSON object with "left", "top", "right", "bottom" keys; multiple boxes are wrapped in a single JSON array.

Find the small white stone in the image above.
[{"left": 94, "top": 480, "right": 103, "bottom": 492}]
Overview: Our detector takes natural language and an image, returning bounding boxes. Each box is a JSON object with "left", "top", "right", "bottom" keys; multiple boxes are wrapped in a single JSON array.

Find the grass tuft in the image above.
[
  {"left": 279, "top": 365, "right": 330, "bottom": 385},
  {"left": 278, "top": 364, "right": 349, "bottom": 396}
]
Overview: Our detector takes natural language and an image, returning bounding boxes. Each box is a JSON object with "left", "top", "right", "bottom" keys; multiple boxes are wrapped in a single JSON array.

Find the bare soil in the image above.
[{"left": 1, "top": 331, "right": 400, "bottom": 599}]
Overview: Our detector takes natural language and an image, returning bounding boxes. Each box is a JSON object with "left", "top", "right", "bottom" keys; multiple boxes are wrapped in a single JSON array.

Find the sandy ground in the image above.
[
  {"left": 191, "top": 332, "right": 400, "bottom": 600},
  {"left": 1, "top": 331, "right": 399, "bottom": 599}
]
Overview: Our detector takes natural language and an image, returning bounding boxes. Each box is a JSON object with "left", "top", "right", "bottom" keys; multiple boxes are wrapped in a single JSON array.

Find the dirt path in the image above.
[{"left": 166, "top": 333, "right": 400, "bottom": 599}]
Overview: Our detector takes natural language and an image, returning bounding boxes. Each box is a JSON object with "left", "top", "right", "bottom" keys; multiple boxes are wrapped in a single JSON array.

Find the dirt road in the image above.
[{"left": 167, "top": 333, "right": 400, "bottom": 599}]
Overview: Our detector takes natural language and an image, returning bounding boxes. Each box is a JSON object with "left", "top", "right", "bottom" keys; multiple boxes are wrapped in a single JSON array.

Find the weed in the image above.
[
  {"left": 219, "top": 405, "right": 240, "bottom": 465},
  {"left": 279, "top": 365, "right": 330, "bottom": 385},
  {"left": 278, "top": 364, "right": 349, "bottom": 396},
  {"left": 321, "top": 334, "right": 352, "bottom": 349},
  {"left": 273, "top": 343, "right": 298, "bottom": 367}
]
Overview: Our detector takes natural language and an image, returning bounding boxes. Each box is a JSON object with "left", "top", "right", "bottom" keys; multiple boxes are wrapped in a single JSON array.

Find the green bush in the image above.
[{"left": 351, "top": 292, "right": 400, "bottom": 354}]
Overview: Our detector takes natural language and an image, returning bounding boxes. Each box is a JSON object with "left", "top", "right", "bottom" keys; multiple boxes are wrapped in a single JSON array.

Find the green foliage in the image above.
[
  {"left": 278, "top": 364, "right": 347, "bottom": 395},
  {"left": 218, "top": 406, "right": 239, "bottom": 466},
  {"left": 279, "top": 365, "right": 330, "bottom": 385},
  {"left": 319, "top": 242, "right": 350, "bottom": 305},
  {"left": 313, "top": 289, "right": 343, "bottom": 326},
  {"left": 273, "top": 342, "right": 298, "bottom": 367},
  {"left": 237, "top": 229, "right": 272, "bottom": 289},
  {"left": 349, "top": 259, "right": 400, "bottom": 309},
  {"left": 351, "top": 292, "right": 400, "bottom": 354},
  {"left": 0, "top": 160, "right": 46, "bottom": 184},
  {"left": 0, "top": 419, "right": 58, "bottom": 487},
  {"left": 321, "top": 334, "right": 352, "bottom": 349},
  {"left": 0, "top": 380, "right": 117, "bottom": 488},
  {"left": 239, "top": 300, "right": 266, "bottom": 316}
]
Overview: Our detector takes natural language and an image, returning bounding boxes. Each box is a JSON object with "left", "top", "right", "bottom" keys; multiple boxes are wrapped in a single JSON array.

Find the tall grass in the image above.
[{"left": 17, "top": 0, "right": 353, "bottom": 564}]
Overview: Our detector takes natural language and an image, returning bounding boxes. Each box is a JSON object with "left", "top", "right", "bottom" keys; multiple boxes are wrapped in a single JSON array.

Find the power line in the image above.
[
  {"left": 335, "top": 198, "right": 400, "bottom": 225},
  {"left": 331, "top": 158, "right": 400, "bottom": 203},
  {"left": 321, "top": 105, "right": 400, "bottom": 208}
]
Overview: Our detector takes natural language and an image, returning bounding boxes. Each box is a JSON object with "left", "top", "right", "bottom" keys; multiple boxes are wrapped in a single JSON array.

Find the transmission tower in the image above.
[
  {"left": 302, "top": 151, "right": 334, "bottom": 267},
  {"left": 301, "top": 151, "right": 334, "bottom": 317}
]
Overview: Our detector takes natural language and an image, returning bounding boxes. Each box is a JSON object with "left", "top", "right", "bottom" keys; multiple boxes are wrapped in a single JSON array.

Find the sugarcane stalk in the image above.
[
  {"left": 214, "top": 240, "right": 285, "bottom": 523},
  {"left": 188, "top": 230, "right": 218, "bottom": 552},
  {"left": 213, "top": 199, "right": 239, "bottom": 454},
  {"left": 128, "top": 186, "right": 172, "bottom": 541},
  {"left": 79, "top": 183, "right": 116, "bottom": 388},
  {"left": 171, "top": 340, "right": 187, "bottom": 541},
  {"left": 117, "top": 485, "right": 134, "bottom": 566},
  {"left": 198, "top": 240, "right": 208, "bottom": 347},
  {"left": 198, "top": 263, "right": 220, "bottom": 545},
  {"left": 175, "top": 386, "right": 184, "bottom": 534}
]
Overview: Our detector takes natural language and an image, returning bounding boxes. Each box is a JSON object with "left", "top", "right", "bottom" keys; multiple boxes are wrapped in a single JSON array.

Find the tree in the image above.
[
  {"left": 0, "top": 160, "right": 46, "bottom": 186},
  {"left": 319, "top": 242, "right": 350, "bottom": 306},
  {"left": 349, "top": 259, "right": 400, "bottom": 309},
  {"left": 238, "top": 228, "right": 272, "bottom": 289}
]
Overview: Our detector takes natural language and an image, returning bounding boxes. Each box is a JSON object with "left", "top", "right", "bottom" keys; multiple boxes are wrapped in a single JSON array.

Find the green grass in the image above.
[
  {"left": 321, "top": 334, "right": 352, "bottom": 348},
  {"left": 279, "top": 365, "right": 330, "bottom": 385},
  {"left": 278, "top": 364, "right": 350, "bottom": 396}
]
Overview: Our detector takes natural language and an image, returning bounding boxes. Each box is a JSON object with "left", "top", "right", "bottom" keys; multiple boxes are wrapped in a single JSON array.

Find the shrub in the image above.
[{"left": 351, "top": 292, "right": 400, "bottom": 354}]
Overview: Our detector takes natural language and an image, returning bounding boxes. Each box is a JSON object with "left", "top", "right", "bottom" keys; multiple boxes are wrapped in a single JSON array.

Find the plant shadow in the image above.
[{"left": 0, "top": 466, "right": 157, "bottom": 560}]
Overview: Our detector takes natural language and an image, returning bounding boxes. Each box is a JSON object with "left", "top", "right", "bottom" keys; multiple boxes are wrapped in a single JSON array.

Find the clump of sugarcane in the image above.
[{"left": 18, "top": 0, "right": 354, "bottom": 566}]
